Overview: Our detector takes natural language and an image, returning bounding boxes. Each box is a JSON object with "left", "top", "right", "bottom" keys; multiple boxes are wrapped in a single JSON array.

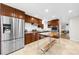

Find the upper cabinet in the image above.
[
  {"left": 25, "top": 14, "right": 43, "bottom": 28},
  {"left": 14, "top": 9, "right": 25, "bottom": 19},
  {"left": 0, "top": 3, "right": 43, "bottom": 28},
  {"left": 0, "top": 3, "right": 25, "bottom": 19},
  {"left": 25, "top": 15, "right": 32, "bottom": 23},
  {"left": 0, "top": 3, "right": 14, "bottom": 16},
  {"left": 48, "top": 19, "right": 59, "bottom": 27}
]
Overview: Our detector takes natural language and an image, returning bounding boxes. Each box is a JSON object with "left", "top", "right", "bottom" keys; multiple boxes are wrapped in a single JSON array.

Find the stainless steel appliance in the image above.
[
  {"left": 0, "top": 16, "right": 24, "bottom": 55},
  {"left": 15, "top": 18, "right": 24, "bottom": 50}
]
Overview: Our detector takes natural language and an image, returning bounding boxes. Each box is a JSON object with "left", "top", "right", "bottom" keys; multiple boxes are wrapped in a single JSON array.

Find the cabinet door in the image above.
[
  {"left": 31, "top": 33, "right": 39, "bottom": 42},
  {"left": 35, "top": 33, "right": 39, "bottom": 41},
  {"left": 1, "top": 4, "right": 14, "bottom": 17},
  {"left": 15, "top": 9, "right": 25, "bottom": 19},
  {"left": 25, "top": 34, "right": 32, "bottom": 44},
  {"left": 31, "top": 33, "right": 35, "bottom": 42}
]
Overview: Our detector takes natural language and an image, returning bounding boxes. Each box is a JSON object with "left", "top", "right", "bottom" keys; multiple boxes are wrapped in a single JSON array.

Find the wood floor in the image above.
[{"left": 10, "top": 37, "right": 79, "bottom": 55}]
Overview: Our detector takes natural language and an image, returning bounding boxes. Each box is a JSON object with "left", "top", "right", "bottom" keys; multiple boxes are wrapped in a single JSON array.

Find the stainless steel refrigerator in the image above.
[
  {"left": 15, "top": 18, "right": 24, "bottom": 51},
  {"left": 0, "top": 16, "right": 24, "bottom": 55}
]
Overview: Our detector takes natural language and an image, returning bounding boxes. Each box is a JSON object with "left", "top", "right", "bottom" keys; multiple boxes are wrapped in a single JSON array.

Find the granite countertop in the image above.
[
  {"left": 39, "top": 32, "right": 53, "bottom": 37},
  {"left": 25, "top": 31, "right": 51, "bottom": 34}
]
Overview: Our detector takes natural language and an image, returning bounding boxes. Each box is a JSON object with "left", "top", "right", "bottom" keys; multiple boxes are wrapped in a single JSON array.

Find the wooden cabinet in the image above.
[
  {"left": 14, "top": 9, "right": 25, "bottom": 19},
  {"left": 25, "top": 15, "right": 32, "bottom": 23},
  {"left": 0, "top": 3, "right": 25, "bottom": 19},
  {"left": 0, "top": 3, "right": 43, "bottom": 28},
  {"left": 0, "top": 3, "right": 43, "bottom": 25},
  {"left": 48, "top": 19, "right": 59, "bottom": 27},
  {"left": 0, "top": 3, "right": 15, "bottom": 16},
  {"left": 25, "top": 14, "right": 43, "bottom": 28},
  {"left": 31, "top": 18, "right": 38, "bottom": 25},
  {"left": 48, "top": 19, "right": 60, "bottom": 38},
  {"left": 24, "top": 33, "right": 32, "bottom": 44},
  {"left": 24, "top": 32, "right": 39, "bottom": 45}
]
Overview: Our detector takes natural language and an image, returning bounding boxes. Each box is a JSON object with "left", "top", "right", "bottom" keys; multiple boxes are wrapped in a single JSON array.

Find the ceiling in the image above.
[{"left": 4, "top": 3, "right": 79, "bottom": 24}]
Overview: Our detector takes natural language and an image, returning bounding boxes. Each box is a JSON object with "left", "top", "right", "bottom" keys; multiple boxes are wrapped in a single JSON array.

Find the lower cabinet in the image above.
[{"left": 24, "top": 32, "right": 39, "bottom": 45}]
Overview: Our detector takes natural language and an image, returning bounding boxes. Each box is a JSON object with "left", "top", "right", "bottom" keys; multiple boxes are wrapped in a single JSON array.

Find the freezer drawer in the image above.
[
  {"left": 15, "top": 38, "right": 24, "bottom": 50},
  {"left": 1, "top": 40, "right": 15, "bottom": 55}
]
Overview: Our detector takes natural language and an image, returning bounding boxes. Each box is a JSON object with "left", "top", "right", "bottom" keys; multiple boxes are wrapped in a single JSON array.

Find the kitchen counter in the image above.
[
  {"left": 40, "top": 32, "right": 50, "bottom": 35},
  {"left": 39, "top": 32, "right": 52, "bottom": 37},
  {"left": 24, "top": 32, "right": 39, "bottom": 45}
]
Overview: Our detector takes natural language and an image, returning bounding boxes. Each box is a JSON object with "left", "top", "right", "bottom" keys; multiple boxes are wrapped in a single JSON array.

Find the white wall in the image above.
[{"left": 69, "top": 16, "right": 79, "bottom": 41}]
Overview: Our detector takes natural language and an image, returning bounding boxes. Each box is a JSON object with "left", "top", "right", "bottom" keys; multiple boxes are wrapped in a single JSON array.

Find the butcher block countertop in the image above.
[{"left": 10, "top": 37, "right": 79, "bottom": 55}]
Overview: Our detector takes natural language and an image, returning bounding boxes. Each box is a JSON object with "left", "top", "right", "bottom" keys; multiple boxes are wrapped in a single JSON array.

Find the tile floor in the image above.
[{"left": 10, "top": 37, "right": 79, "bottom": 55}]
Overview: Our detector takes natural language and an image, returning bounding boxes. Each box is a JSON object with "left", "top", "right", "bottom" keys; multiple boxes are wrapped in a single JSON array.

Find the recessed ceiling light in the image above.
[
  {"left": 68, "top": 10, "right": 72, "bottom": 13},
  {"left": 45, "top": 9, "right": 49, "bottom": 13}
]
